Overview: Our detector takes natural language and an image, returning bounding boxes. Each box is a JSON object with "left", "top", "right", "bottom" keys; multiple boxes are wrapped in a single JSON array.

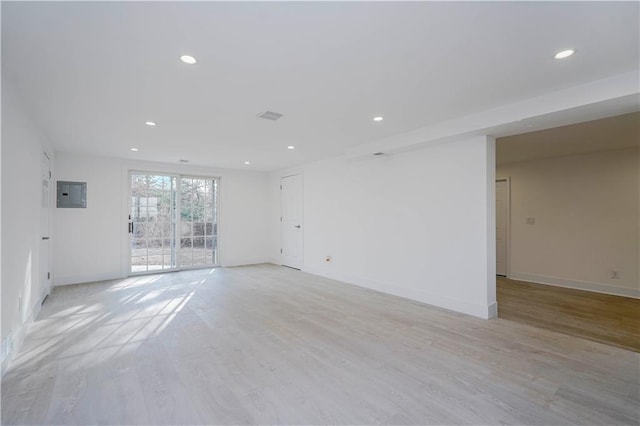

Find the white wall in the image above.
[
  {"left": 271, "top": 136, "right": 497, "bottom": 319},
  {"left": 1, "top": 79, "right": 53, "bottom": 373},
  {"left": 498, "top": 147, "right": 640, "bottom": 297},
  {"left": 53, "top": 154, "right": 124, "bottom": 284},
  {"left": 54, "top": 153, "right": 271, "bottom": 285}
]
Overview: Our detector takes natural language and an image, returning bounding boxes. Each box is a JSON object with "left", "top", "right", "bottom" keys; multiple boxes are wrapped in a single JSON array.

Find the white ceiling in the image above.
[
  {"left": 2, "top": 1, "right": 639, "bottom": 171},
  {"left": 496, "top": 112, "right": 640, "bottom": 165}
]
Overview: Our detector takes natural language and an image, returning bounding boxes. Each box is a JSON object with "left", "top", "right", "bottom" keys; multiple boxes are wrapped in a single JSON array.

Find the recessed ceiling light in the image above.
[
  {"left": 145, "top": 121, "right": 156, "bottom": 126},
  {"left": 554, "top": 49, "right": 575, "bottom": 59},
  {"left": 373, "top": 116, "right": 384, "bottom": 122},
  {"left": 130, "top": 148, "right": 139, "bottom": 152},
  {"left": 244, "top": 161, "right": 251, "bottom": 165},
  {"left": 287, "top": 146, "right": 295, "bottom": 150},
  {"left": 180, "top": 55, "right": 197, "bottom": 65}
]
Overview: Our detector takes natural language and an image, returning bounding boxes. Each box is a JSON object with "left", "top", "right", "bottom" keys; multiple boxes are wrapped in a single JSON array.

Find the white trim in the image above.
[
  {"left": 121, "top": 166, "right": 131, "bottom": 277},
  {"left": 1, "top": 297, "right": 45, "bottom": 376},
  {"left": 281, "top": 172, "right": 302, "bottom": 179},
  {"left": 487, "top": 302, "right": 498, "bottom": 319},
  {"left": 215, "top": 176, "right": 223, "bottom": 266},
  {"left": 495, "top": 177, "right": 511, "bottom": 277},
  {"left": 41, "top": 151, "right": 54, "bottom": 298},
  {"left": 266, "top": 257, "right": 281, "bottom": 266},
  {"left": 55, "top": 272, "right": 126, "bottom": 286},
  {"left": 509, "top": 272, "right": 640, "bottom": 299},
  {"left": 223, "top": 258, "right": 272, "bottom": 268},
  {"left": 302, "top": 265, "right": 496, "bottom": 319},
  {"left": 277, "top": 167, "right": 305, "bottom": 180},
  {"left": 280, "top": 173, "right": 304, "bottom": 270},
  {"left": 1, "top": 351, "right": 11, "bottom": 377},
  {"left": 485, "top": 138, "right": 496, "bottom": 317}
]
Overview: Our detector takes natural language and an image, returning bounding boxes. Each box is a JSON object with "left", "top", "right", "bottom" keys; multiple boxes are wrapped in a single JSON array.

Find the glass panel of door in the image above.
[
  {"left": 179, "top": 176, "right": 218, "bottom": 267},
  {"left": 130, "top": 174, "right": 177, "bottom": 273},
  {"left": 130, "top": 173, "right": 218, "bottom": 273}
]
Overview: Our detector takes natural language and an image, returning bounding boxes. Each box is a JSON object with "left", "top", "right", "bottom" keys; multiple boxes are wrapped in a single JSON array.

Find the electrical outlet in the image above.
[
  {"left": 526, "top": 217, "right": 536, "bottom": 225},
  {"left": 610, "top": 270, "right": 619, "bottom": 279}
]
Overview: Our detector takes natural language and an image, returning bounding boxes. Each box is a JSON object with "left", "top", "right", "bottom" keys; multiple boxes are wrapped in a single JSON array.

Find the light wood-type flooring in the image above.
[
  {"left": 2, "top": 264, "right": 639, "bottom": 425},
  {"left": 497, "top": 276, "right": 640, "bottom": 352}
]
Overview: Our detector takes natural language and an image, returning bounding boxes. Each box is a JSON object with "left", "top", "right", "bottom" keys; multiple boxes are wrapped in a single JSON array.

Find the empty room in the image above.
[{"left": 1, "top": 2, "right": 638, "bottom": 425}]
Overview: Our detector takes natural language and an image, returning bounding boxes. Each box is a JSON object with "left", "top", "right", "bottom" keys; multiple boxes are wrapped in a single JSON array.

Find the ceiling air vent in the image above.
[{"left": 257, "top": 111, "right": 283, "bottom": 121}]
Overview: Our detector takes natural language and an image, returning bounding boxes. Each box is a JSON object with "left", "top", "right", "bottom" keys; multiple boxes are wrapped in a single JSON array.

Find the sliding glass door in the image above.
[
  {"left": 130, "top": 174, "right": 177, "bottom": 273},
  {"left": 130, "top": 172, "right": 218, "bottom": 274},
  {"left": 179, "top": 177, "right": 218, "bottom": 268}
]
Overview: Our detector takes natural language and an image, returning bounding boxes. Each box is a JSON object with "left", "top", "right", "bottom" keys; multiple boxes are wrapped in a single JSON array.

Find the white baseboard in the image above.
[
  {"left": 1, "top": 296, "right": 45, "bottom": 377},
  {"left": 303, "top": 265, "right": 496, "bottom": 319},
  {"left": 508, "top": 272, "right": 640, "bottom": 299},
  {"left": 54, "top": 271, "right": 126, "bottom": 286},
  {"left": 265, "top": 257, "right": 281, "bottom": 266},
  {"left": 221, "top": 258, "right": 272, "bottom": 268},
  {"left": 487, "top": 301, "right": 498, "bottom": 319},
  {"left": 56, "top": 262, "right": 278, "bottom": 286}
]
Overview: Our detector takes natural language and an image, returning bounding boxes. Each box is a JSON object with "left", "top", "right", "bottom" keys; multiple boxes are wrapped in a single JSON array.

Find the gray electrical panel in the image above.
[{"left": 57, "top": 181, "right": 87, "bottom": 208}]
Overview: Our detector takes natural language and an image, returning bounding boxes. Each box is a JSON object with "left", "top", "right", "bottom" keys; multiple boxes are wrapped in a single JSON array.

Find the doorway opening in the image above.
[
  {"left": 129, "top": 172, "right": 219, "bottom": 274},
  {"left": 494, "top": 113, "right": 640, "bottom": 352}
]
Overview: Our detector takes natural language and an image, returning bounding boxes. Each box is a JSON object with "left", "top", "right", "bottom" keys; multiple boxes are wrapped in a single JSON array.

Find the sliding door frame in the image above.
[
  {"left": 127, "top": 170, "right": 220, "bottom": 276},
  {"left": 176, "top": 174, "right": 220, "bottom": 271}
]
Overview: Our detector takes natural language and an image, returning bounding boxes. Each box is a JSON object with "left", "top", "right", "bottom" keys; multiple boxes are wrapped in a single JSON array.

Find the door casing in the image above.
[
  {"left": 281, "top": 174, "right": 304, "bottom": 269},
  {"left": 496, "top": 177, "right": 510, "bottom": 277},
  {"left": 40, "top": 152, "right": 52, "bottom": 301}
]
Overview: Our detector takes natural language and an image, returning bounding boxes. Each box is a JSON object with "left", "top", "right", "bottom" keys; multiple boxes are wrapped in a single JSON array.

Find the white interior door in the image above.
[
  {"left": 281, "top": 174, "right": 303, "bottom": 269},
  {"left": 496, "top": 179, "right": 509, "bottom": 276},
  {"left": 40, "top": 153, "right": 52, "bottom": 301}
]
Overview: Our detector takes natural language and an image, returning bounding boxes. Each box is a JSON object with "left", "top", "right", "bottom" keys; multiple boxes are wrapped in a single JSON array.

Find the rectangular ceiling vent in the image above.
[{"left": 257, "top": 111, "right": 283, "bottom": 121}]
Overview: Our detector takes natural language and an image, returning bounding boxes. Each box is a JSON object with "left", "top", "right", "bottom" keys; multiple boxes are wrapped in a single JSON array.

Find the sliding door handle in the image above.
[{"left": 42, "top": 237, "right": 50, "bottom": 240}]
